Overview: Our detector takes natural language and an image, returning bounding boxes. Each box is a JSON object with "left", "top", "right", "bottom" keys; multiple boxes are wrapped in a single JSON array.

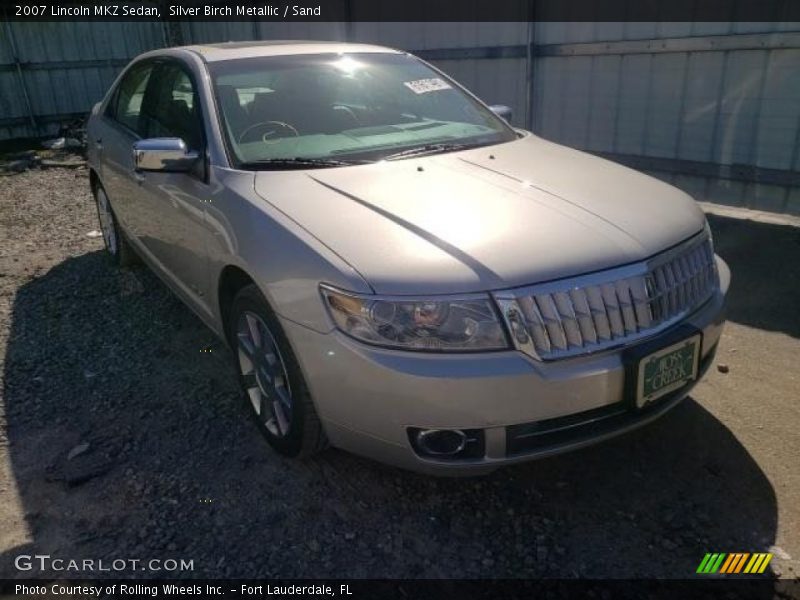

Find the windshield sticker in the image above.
[{"left": 403, "top": 78, "right": 453, "bottom": 94}]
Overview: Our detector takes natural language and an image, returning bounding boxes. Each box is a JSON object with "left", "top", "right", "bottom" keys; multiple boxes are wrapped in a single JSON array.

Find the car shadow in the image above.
[
  {"left": 0, "top": 249, "right": 778, "bottom": 586},
  {"left": 707, "top": 213, "right": 800, "bottom": 338}
]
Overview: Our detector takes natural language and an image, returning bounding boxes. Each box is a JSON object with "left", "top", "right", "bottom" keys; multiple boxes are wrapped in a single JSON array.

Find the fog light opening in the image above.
[
  {"left": 416, "top": 429, "right": 467, "bottom": 456},
  {"left": 408, "top": 427, "right": 486, "bottom": 461}
]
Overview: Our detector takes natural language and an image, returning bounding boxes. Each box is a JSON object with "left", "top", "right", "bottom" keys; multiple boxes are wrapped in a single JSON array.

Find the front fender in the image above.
[{"left": 207, "top": 167, "right": 372, "bottom": 334}]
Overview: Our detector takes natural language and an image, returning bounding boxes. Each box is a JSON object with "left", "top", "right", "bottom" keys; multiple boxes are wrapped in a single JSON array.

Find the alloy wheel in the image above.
[
  {"left": 95, "top": 188, "right": 117, "bottom": 255},
  {"left": 236, "top": 311, "right": 293, "bottom": 437}
]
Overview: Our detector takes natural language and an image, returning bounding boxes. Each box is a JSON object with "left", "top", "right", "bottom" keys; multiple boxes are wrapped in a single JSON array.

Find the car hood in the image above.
[{"left": 253, "top": 134, "right": 706, "bottom": 295}]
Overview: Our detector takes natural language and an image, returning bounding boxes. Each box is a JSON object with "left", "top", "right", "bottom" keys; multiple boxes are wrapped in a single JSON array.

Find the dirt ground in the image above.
[{"left": 0, "top": 168, "right": 798, "bottom": 583}]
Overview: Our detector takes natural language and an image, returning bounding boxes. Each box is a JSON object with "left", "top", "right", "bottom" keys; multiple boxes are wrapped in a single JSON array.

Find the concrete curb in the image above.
[{"left": 699, "top": 201, "right": 800, "bottom": 228}]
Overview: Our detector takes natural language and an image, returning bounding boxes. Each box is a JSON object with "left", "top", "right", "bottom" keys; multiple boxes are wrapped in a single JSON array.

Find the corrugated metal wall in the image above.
[
  {"left": 1, "top": 17, "right": 798, "bottom": 213},
  {"left": 529, "top": 22, "right": 800, "bottom": 214},
  {"left": 0, "top": 21, "right": 165, "bottom": 139}
]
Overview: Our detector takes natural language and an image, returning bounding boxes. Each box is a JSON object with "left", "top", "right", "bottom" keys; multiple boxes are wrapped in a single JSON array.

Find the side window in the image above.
[
  {"left": 109, "top": 63, "right": 152, "bottom": 135},
  {"left": 141, "top": 63, "right": 204, "bottom": 151}
]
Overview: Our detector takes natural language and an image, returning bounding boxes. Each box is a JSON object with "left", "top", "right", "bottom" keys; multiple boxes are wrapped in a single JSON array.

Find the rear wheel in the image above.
[
  {"left": 229, "top": 284, "right": 327, "bottom": 457},
  {"left": 93, "top": 184, "right": 137, "bottom": 266}
]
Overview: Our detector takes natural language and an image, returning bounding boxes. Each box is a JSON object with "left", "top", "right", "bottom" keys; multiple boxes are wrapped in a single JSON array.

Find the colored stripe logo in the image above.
[{"left": 697, "top": 552, "right": 773, "bottom": 574}]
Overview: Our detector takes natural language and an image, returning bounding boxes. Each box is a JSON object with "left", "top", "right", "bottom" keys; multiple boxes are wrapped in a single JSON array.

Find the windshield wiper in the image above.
[
  {"left": 382, "top": 142, "right": 487, "bottom": 161},
  {"left": 239, "top": 157, "right": 370, "bottom": 170}
]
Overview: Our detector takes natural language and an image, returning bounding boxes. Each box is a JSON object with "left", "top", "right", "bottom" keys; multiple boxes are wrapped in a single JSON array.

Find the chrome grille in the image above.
[{"left": 494, "top": 232, "right": 718, "bottom": 360}]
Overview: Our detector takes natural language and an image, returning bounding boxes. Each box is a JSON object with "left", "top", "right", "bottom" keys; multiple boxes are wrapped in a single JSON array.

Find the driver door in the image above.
[{"left": 133, "top": 60, "right": 214, "bottom": 318}]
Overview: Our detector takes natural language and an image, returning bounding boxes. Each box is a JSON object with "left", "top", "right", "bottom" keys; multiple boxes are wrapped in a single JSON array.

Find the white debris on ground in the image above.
[
  {"left": 67, "top": 443, "right": 90, "bottom": 461},
  {"left": 0, "top": 120, "right": 88, "bottom": 173}
]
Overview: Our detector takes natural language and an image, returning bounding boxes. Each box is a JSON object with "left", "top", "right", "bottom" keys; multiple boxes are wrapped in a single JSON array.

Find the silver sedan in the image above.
[{"left": 87, "top": 41, "right": 729, "bottom": 474}]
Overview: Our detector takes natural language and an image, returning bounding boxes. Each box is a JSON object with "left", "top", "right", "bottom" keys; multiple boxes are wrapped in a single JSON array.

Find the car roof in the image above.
[{"left": 182, "top": 40, "right": 403, "bottom": 62}]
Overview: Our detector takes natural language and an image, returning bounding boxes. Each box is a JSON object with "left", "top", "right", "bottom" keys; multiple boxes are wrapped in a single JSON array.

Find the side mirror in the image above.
[
  {"left": 489, "top": 105, "right": 513, "bottom": 123},
  {"left": 133, "top": 138, "right": 199, "bottom": 172}
]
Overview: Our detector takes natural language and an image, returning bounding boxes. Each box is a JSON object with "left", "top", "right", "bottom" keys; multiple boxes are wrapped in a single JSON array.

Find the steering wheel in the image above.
[
  {"left": 332, "top": 105, "right": 360, "bottom": 126},
  {"left": 238, "top": 121, "right": 299, "bottom": 144}
]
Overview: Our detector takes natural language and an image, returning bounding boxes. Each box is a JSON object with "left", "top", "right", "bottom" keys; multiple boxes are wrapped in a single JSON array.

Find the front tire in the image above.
[
  {"left": 228, "top": 284, "right": 327, "bottom": 458},
  {"left": 93, "top": 184, "right": 137, "bottom": 267}
]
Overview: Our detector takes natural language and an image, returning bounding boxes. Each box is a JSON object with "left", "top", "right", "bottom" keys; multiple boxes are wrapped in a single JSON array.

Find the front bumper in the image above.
[{"left": 281, "top": 256, "right": 729, "bottom": 475}]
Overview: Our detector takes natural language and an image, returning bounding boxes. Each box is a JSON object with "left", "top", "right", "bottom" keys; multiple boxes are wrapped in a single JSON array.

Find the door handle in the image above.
[
  {"left": 94, "top": 138, "right": 103, "bottom": 151},
  {"left": 133, "top": 171, "right": 145, "bottom": 184}
]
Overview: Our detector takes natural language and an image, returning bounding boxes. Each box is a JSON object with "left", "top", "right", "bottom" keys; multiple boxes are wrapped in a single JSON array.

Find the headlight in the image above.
[{"left": 320, "top": 285, "right": 510, "bottom": 351}]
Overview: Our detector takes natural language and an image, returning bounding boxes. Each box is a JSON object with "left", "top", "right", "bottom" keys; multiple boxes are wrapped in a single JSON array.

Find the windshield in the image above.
[{"left": 208, "top": 52, "right": 517, "bottom": 167}]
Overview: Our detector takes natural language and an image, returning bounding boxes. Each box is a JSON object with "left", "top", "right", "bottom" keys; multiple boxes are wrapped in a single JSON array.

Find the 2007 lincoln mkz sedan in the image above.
[{"left": 87, "top": 41, "right": 729, "bottom": 474}]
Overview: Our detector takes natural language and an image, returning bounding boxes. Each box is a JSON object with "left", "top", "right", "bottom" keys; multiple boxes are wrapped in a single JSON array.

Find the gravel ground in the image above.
[{"left": 0, "top": 168, "right": 798, "bottom": 582}]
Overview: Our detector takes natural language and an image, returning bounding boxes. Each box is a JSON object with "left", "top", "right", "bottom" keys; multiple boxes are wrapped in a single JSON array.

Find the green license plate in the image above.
[{"left": 636, "top": 335, "right": 701, "bottom": 408}]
